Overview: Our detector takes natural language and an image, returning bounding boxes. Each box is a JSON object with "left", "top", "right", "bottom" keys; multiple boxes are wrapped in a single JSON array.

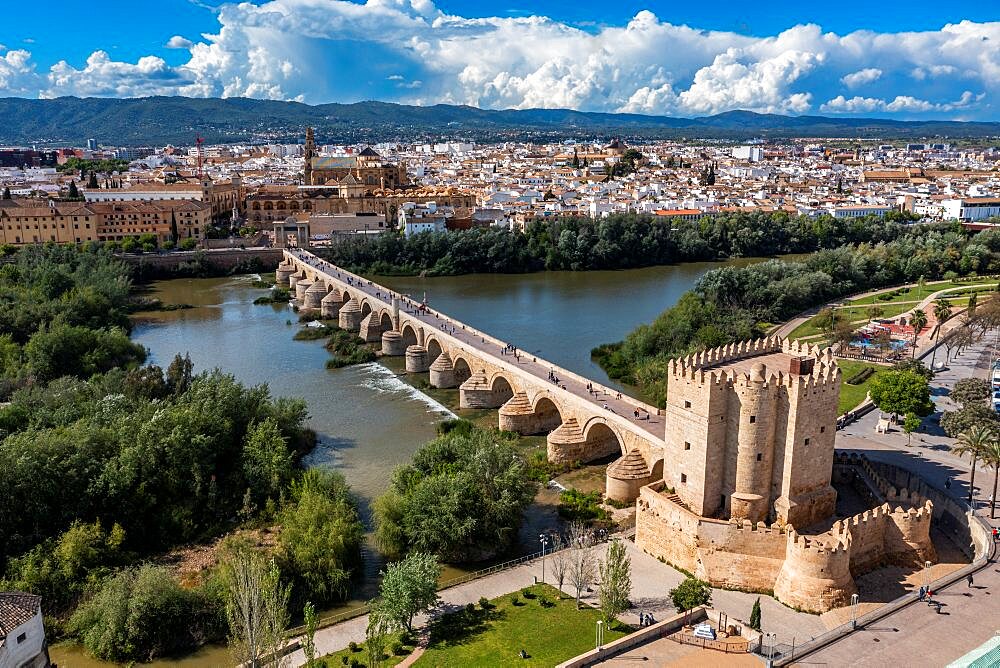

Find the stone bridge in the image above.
[{"left": 277, "top": 249, "right": 666, "bottom": 501}]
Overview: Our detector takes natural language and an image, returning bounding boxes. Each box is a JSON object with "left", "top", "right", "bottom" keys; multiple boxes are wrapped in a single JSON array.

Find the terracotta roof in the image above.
[{"left": 0, "top": 592, "right": 40, "bottom": 635}]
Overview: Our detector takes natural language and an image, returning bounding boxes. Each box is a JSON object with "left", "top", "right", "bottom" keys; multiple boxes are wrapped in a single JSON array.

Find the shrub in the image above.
[
  {"left": 466, "top": 602, "right": 475, "bottom": 613},
  {"left": 348, "top": 641, "right": 359, "bottom": 653},
  {"left": 521, "top": 588, "right": 535, "bottom": 599},
  {"left": 390, "top": 639, "right": 405, "bottom": 656},
  {"left": 478, "top": 596, "right": 490, "bottom": 609},
  {"left": 557, "top": 488, "right": 610, "bottom": 522},
  {"left": 845, "top": 367, "right": 875, "bottom": 385},
  {"left": 510, "top": 594, "right": 520, "bottom": 606}
]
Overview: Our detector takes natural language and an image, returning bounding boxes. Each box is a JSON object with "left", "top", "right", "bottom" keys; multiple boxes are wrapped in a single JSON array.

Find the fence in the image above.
[{"left": 670, "top": 632, "right": 749, "bottom": 653}]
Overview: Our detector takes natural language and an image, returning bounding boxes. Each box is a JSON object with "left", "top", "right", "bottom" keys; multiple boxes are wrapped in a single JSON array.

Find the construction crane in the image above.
[{"left": 195, "top": 136, "right": 204, "bottom": 179}]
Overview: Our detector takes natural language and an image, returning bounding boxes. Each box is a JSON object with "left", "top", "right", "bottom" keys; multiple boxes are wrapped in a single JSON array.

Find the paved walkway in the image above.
[
  {"left": 290, "top": 249, "right": 663, "bottom": 437},
  {"left": 796, "top": 334, "right": 1000, "bottom": 666}
]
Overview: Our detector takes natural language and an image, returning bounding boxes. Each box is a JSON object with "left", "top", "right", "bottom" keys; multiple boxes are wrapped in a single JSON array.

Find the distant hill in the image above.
[{"left": 2, "top": 96, "right": 999, "bottom": 146}]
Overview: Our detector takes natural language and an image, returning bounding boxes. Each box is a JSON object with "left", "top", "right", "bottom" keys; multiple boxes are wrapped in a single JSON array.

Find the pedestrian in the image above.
[
  {"left": 968, "top": 574, "right": 974, "bottom": 588},
  {"left": 918, "top": 585, "right": 926, "bottom": 601},
  {"left": 992, "top": 527, "right": 998, "bottom": 542},
  {"left": 926, "top": 589, "right": 934, "bottom": 605}
]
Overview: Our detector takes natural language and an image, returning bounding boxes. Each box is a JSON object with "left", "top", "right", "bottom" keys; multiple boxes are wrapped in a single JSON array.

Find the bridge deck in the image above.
[{"left": 290, "top": 249, "right": 663, "bottom": 439}]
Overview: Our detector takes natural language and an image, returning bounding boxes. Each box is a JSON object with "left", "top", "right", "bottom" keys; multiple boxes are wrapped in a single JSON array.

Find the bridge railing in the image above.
[{"left": 287, "top": 249, "right": 662, "bottom": 417}]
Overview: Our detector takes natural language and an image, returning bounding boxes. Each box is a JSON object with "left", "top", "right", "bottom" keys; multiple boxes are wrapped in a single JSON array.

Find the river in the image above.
[{"left": 50, "top": 257, "right": 764, "bottom": 667}]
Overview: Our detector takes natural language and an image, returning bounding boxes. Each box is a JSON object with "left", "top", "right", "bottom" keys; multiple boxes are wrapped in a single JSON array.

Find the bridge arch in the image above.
[
  {"left": 378, "top": 310, "right": 393, "bottom": 332},
  {"left": 489, "top": 374, "right": 515, "bottom": 405},
  {"left": 530, "top": 394, "right": 564, "bottom": 433},
  {"left": 426, "top": 337, "right": 443, "bottom": 364},
  {"left": 400, "top": 323, "right": 419, "bottom": 348},
  {"left": 581, "top": 418, "right": 626, "bottom": 460},
  {"left": 341, "top": 289, "right": 355, "bottom": 305},
  {"left": 360, "top": 300, "right": 373, "bottom": 320},
  {"left": 452, "top": 355, "right": 473, "bottom": 384}
]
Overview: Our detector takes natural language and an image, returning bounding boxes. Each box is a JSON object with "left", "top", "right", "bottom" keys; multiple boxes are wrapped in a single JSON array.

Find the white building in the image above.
[
  {"left": 731, "top": 146, "right": 764, "bottom": 162},
  {"left": 398, "top": 201, "right": 447, "bottom": 237},
  {"left": 824, "top": 204, "right": 893, "bottom": 219},
  {"left": 0, "top": 592, "right": 48, "bottom": 668},
  {"left": 942, "top": 197, "right": 1000, "bottom": 222}
]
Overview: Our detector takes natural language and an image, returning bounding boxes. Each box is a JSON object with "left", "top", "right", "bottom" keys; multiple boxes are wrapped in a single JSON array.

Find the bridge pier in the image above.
[
  {"left": 546, "top": 418, "right": 586, "bottom": 463},
  {"left": 429, "top": 352, "right": 456, "bottom": 388},
  {"left": 405, "top": 345, "right": 428, "bottom": 373},
  {"left": 606, "top": 451, "right": 654, "bottom": 503},
  {"left": 275, "top": 262, "right": 294, "bottom": 287},
  {"left": 303, "top": 281, "right": 326, "bottom": 312},
  {"left": 339, "top": 299, "right": 362, "bottom": 331},
  {"left": 498, "top": 392, "right": 562, "bottom": 435},
  {"left": 359, "top": 313, "right": 384, "bottom": 343},
  {"left": 460, "top": 371, "right": 512, "bottom": 409},
  {"left": 294, "top": 278, "right": 313, "bottom": 304},
  {"left": 321, "top": 291, "right": 341, "bottom": 319},
  {"left": 381, "top": 330, "right": 405, "bottom": 356},
  {"left": 288, "top": 274, "right": 300, "bottom": 291}
]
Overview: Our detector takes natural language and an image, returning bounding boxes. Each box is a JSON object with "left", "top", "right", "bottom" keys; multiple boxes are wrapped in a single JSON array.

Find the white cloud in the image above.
[
  {"left": 0, "top": 47, "right": 38, "bottom": 96},
  {"left": 1, "top": 3, "right": 998, "bottom": 119},
  {"left": 840, "top": 67, "right": 881, "bottom": 88},
  {"left": 166, "top": 35, "right": 194, "bottom": 49}
]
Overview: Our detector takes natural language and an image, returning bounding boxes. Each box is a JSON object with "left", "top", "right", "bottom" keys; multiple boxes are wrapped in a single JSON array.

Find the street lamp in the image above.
[
  {"left": 850, "top": 593, "right": 859, "bottom": 629},
  {"left": 596, "top": 620, "right": 604, "bottom": 651},
  {"left": 924, "top": 560, "right": 933, "bottom": 588},
  {"left": 539, "top": 533, "right": 549, "bottom": 584}
]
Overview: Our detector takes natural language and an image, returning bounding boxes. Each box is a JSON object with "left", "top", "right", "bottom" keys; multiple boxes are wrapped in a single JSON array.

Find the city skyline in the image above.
[{"left": 0, "top": 0, "right": 998, "bottom": 121}]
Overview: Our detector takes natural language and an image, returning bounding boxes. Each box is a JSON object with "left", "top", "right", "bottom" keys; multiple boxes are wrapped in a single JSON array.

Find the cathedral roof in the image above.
[{"left": 358, "top": 146, "right": 380, "bottom": 157}]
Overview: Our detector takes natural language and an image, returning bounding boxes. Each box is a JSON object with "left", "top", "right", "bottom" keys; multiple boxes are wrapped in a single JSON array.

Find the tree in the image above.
[
  {"left": 910, "top": 309, "right": 927, "bottom": 357},
  {"left": 669, "top": 577, "right": 712, "bottom": 612},
  {"left": 953, "top": 425, "right": 994, "bottom": 507},
  {"left": 302, "top": 602, "right": 318, "bottom": 668},
  {"left": 867, "top": 304, "right": 884, "bottom": 322},
  {"left": 868, "top": 370, "right": 934, "bottom": 420},
  {"left": 951, "top": 378, "right": 991, "bottom": 408},
  {"left": 170, "top": 211, "right": 179, "bottom": 244},
  {"left": 549, "top": 533, "right": 570, "bottom": 593},
  {"left": 242, "top": 418, "right": 294, "bottom": 504},
  {"left": 969, "top": 292, "right": 979, "bottom": 316},
  {"left": 87, "top": 171, "right": 99, "bottom": 189},
  {"left": 365, "top": 604, "right": 391, "bottom": 668},
  {"left": 941, "top": 403, "right": 1000, "bottom": 438},
  {"left": 566, "top": 521, "right": 596, "bottom": 609},
  {"left": 903, "top": 413, "right": 922, "bottom": 446},
  {"left": 930, "top": 300, "right": 953, "bottom": 368},
  {"left": 2, "top": 187, "right": 11, "bottom": 199},
  {"left": 749, "top": 597, "right": 761, "bottom": 631},
  {"left": 224, "top": 547, "right": 291, "bottom": 668},
  {"left": 571, "top": 148, "right": 580, "bottom": 168},
  {"left": 598, "top": 539, "right": 631, "bottom": 625},
  {"left": 67, "top": 180, "right": 80, "bottom": 199},
  {"left": 980, "top": 436, "right": 1000, "bottom": 520},
  {"left": 377, "top": 551, "right": 441, "bottom": 632}
]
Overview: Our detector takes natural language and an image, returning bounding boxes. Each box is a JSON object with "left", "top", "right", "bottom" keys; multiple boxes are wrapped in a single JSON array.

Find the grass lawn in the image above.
[
  {"left": 837, "top": 360, "right": 883, "bottom": 414},
  {"left": 317, "top": 632, "right": 417, "bottom": 667},
  {"left": 414, "top": 584, "right": 630, "bottom": 667}
]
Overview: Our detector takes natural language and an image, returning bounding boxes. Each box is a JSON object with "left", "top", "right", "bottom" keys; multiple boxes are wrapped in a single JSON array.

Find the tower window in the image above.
[
  {"left": 756, "top": 453, "right": 762, "bottom": 462},
  {"left": 684, "top": 400, "right": 691, "bottom": 409},
  {"left": 680, "top": 473, "right": 687, "bottom": 484},
  {"left": 820, "top": 426, "right": 825, "bottom": 433},
  {"left": 684, "top": 442, "right": 691, "bottom": 451},
  {"left": 749, "top": 415, "right": 756, "bottom": 423},
  {"left": 804, "top": 438, "right": 810, "bottom": 446}
]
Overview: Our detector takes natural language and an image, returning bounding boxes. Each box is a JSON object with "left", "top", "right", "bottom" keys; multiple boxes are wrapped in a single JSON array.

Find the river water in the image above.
[{"left": 51, "top": 258, "right": 763, "bottom": 667}]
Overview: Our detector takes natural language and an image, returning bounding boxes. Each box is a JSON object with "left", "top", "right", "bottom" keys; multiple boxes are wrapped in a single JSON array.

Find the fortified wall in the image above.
[{"left": 636, "top": 338, "right": 936, "bottom": 613}]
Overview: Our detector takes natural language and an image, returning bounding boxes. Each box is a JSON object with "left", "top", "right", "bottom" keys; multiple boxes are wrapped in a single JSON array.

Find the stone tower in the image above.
[
  {"left": 304, "top": 127, "right": 315, "bottom": 185},
  {"left": 664, "top": 338, "right": 840, "bottom": 527}
]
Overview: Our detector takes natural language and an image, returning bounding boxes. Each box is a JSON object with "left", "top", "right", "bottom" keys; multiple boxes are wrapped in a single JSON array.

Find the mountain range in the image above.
[{"left": 2, "top": 96, "right": 999, "bottom": 146}]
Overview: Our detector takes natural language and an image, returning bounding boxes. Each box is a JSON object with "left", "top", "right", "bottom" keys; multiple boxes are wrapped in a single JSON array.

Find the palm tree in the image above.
[
  {"left": 981, "top": 435, "right": 1000, "bottom": 520},
  {"left": 953, "top": 425, "right": 994, "bottom": 507},
  {"left": 930, "top": 299, "right": 953, "bottom": 368},
  {"left": 910, "top": 308, "right": 927, "bottom": 358}
]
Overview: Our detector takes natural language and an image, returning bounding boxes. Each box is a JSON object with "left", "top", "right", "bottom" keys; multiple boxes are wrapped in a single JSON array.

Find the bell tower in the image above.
[{"left": 303, "top": 127, "right": 315, "bottom": 185}]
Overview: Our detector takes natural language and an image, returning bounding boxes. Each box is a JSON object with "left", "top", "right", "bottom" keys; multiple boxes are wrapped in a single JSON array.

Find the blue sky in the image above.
[{"left": 1, "top": 0, "right": 998, "bottom": 119}]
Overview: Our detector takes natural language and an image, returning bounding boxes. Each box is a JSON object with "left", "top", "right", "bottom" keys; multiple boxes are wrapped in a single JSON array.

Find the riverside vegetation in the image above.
[
  {"left": 318, "top": 210, "right": 917, "bottom": 275},
  {"left": 0, "top": 245, "right": 366, "bottom": 663},
  {"left": 594, "top": 222, "right": 1000, "bottom": 405}
]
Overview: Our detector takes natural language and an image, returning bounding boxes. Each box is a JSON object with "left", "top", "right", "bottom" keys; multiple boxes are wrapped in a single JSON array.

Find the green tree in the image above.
[
  {"left": 749, "top": 597, "right": 761, "bottom": 631},
  {"left": 277, "top": 469, "right": 363, "bottom": 606},
  {"left": 303, "top": 601, "right": 318, "bottom": 668},
  {"left": 980, "top": 436, "right": 1000, "bottom": 520},
  {"left": 1, "top": 187, "right": 10, "bottom": 199},
  {"left": 366, "top": 604, "right": 391, "bottom": 668},
  {"left": 969, "top": 292, "right": 979, "bottom": 315},
  {"left": 868, "top": 370, "right": 934, "bottom": 419},
  {"left": 67, "top": 180, "right": 80, "bottom": 199},
  {"left": 909, "top": 308, "right": 927, "bottom": 356},
  {"left": 87, "top": 171, "right": 99, "bottom": 189},
  {"left": 941, "top": 403, "right": 1000, "bottom": 438},
  {"left": 170, "top": 211, "right": 179, "bottom": 244},
  {"left": 669, "top": 577, "right": 712, "bottom": 612},
  {"left": 598, "top": 539, "right": 631, "bottom": 625},
  {"left": 930, "top": 300, "right": 953, "bottom": 368},
  {"left": 242, "top": 418, "right": 294, "bottom": 504},
  {"left": 951, "top": 378, "right": 992, "bottom": 408},
  {"left": 954, "top": 425, "right": 994, "bottom": 506},
  {"left": 68, "top": 564, "right": 224, "bottom": 663},
  {"left": 376, "top": 551, "right": 441, "bottom": 632},
  {"left": 903, "top": 413, "right": 922, "bottom": 446},
  {"left": 224, "top": 547, "right": 290, "bottom": 668}
]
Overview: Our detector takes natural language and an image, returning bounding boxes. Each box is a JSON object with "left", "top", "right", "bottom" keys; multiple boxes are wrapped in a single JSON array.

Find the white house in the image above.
[
  {"left": 0, "top": 592, "right": 48, "bottom": 668},
  {"left": 942, "top": 197, "right": 1000, "bottom": 222}
]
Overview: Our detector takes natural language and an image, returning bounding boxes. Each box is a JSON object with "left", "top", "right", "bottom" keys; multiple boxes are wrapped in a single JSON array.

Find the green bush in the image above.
[
  {"left": 179, "top": 238, "right": 198, "bottom": 251},
  {"left": 845, "top": 367, "right": 875, "bottom": 385},
  {"left": 557, "top": 488, "right": 610, "bottom": 522},
  {"left": 68, "top": 564, "right": 224, "bottom": 663}
]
